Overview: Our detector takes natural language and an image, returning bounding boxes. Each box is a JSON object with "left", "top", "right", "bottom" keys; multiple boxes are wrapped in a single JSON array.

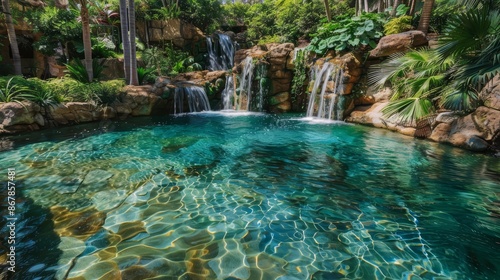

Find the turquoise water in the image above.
[{"left": 0, "top": 112, "right": 499, "bottom": 280}]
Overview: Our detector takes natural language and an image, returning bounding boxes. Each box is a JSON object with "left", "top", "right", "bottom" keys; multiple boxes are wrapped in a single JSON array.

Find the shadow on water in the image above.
[{"left": 0, "top": 181, "right": 62, "bottom": 280}]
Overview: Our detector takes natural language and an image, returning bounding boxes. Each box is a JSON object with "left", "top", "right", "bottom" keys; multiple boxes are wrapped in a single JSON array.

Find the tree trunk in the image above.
[
  {"left": 1, "top": 0, "right": 22, "bottom": 75},
  {"left": 119, "top": 0, "right": 131, "bottom": 84},
  {"left": 378, "top": 0, "right": 384, "bottom": 13},
  {"left": 409, "top": 0, "right": 417, "bottom": 15},
  {"left": 128, "top": 0, "right": 138, "bottom": 85},
  {"left": 391, "top": 0, "right": 400, "bottom": 16},
  {"left": 364, "top": 0, "right": 369, "bottom": 12},
  {"left": 79, "top": 0, "right": 93, "bottom": 82},
  {"left": 323, "top": 0, "right": 331, "bottom": 21},
  {"left": 417, "top": 0, "right": 434, "bottom": 34}
]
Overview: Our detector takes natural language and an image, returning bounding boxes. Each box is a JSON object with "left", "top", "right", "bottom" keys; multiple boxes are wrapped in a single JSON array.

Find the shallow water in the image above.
[{"left": 0, "top": 113, "right": 499, "bottom": 280}]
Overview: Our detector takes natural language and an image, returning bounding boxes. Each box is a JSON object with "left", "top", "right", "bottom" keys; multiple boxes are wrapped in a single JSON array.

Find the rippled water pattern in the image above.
[{"left": 0, "top": 113, "right": 499, "bottom": 280}]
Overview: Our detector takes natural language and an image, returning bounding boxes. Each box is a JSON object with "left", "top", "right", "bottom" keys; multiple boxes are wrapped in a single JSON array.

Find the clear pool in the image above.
[{"left": 0, "top": 112, "right": 499, "bottom": 279}]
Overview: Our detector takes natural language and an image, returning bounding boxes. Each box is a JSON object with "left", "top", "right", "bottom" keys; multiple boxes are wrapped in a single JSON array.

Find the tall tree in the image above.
[
  {"left": 78, "top": 0, "right": 93, "bottom": 82},
  {"left": 391, "top": 0, "right": 400, "bottom": 16},
  {"left": 417, "top": 0, "right": 435, "bottom": 34},
  {"left": 119, "top": 0, "right": 138, "bottom": 85},
  {"left": 119, "top": 0, "right": 130, "bottom": 84},
  {"left": 128, "top": 0, "right": 138, "bottom": 85},
  {"left": 1, "top": 0, "right": 22, "bottom": 75}
]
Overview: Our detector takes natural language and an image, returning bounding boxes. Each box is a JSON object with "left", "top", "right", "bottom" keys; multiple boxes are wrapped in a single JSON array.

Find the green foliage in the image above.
[
  {"left": 65, "top": 59, "right": 106, "bottom": 83},
  {"left": 384, "top": 16, "right": 413, "bottom": 35},
  {"left": 25, "top": 7, "right": 82, "bottom": 56},
  {"left": 222, "top": 2, "right": 249, "bottom": 26},
  {"left": 369, "top": 49, "right": 455, "bottom": 124},
  {"left": 67, "top": 80, "right": 124, "bottom": 105},
  {"left": 0, "top": 77, "right": 33, "bottom": 103},
  {"left": 137, "top": 67, "right": 155, "bottom": 85},
  {"left": 245, "top": 0, "right": 343, "bottom": 44},
  {"left": 179, "top": 0, "right": 224, "bottom": 32},
  {"left": 142, "top": 47, "right": 165, "bottom": 75},
  {"left": 257, "top": 35, "right": 281, "bottom": 45},
  {"left": 291, "top": 49, "right": 308, "bottom": 109},
  {"left": 307, "top": 13, "right": 386, "bottom": 55}
]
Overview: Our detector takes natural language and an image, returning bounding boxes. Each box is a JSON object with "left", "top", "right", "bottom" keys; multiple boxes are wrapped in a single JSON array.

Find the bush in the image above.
[
  {"left": 68, "top": 80, "right": 124, "bottom": 105},
  {"left": 65, "top": 59, "right": 106, "bottom": 83},
  {"left": 306, "top": 13, "right": 386, "bottom": 55},
  {"left": 384, "top": 16, "right": 413, "bottom": 35}
]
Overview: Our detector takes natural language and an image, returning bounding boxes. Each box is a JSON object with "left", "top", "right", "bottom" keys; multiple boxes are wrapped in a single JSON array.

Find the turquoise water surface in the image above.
[{"left": 0, "top": 112, "right": 499, "bottom": 280}]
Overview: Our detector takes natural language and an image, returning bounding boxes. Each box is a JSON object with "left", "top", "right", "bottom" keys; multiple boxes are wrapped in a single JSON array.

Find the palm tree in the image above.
[
  {"left": 1, "top": 0, "right": 22, "bottom": 75},
  {"left": 128, "top": 0, "right": 138, "bottom": 85},
  {"left": 119, "top": 0, "right": 138, "bottom": 85},
  {"left": 119, "top": 0, "right": 130, "bottom": 84},
  {"left": 78, "top": 0, "right": 93, "bottom": 82},
  {"left": 417, "top": 0, "right": 435, "bottom": 34}
]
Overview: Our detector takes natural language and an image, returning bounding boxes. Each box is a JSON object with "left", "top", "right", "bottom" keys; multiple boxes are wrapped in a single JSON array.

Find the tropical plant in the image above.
[
  {"left": 26, "top": 6, "right": 82, "bottom": 58},
  {"left": 384, "top": 15, "right": 413, "bottom": 35},
  {"left": 291, "top": 49, "right": 308, "bottom": 110},
  {"left": 137, "top": 67, "right": 155, "bottom": 85},
  {"left": 171, "top": 57, "right": 202, "bottom": 75},
  {"left": 142, "top": 46, "right": 165, "bottom": 75},
  {"left": 179, "top": 0, "right": 223, "bottom": 33},
  {"left": 65, "top": 59, "right": 106, "bottom": 83},
  {"left": 0, "top": 77, "right": 33, "bottom": 103},
  {"left": 369, "top": 49, "right": 455, "bottom": 125},
  {"left": 307, "top": 13, "right": 386, "bottom": 54}
]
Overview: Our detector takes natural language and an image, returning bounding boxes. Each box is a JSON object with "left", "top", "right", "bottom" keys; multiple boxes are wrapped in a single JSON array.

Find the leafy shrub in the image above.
[
  {"left": 69, "top": 80, "right": 124, "bottom": 105},
  {"left": 65, "top": 59, "right": 106, "bottom": 83},
  {"left": 137, "top": 67, "right": 155, "bottom": 85},
  {"left": 384, "top": 16, "right": 413, "bottom": 35},
  {"left": 245, "top": 0, "right": 335, "bottom": 44},
  {"left": 306, "top": 13, "right": 386, "bottom": 55},
  {"left": 0, "top": 77, "right": 33, "bottom": 103},
  {"left": 257, "top": 35, "right": 281, "bottom": 45}
]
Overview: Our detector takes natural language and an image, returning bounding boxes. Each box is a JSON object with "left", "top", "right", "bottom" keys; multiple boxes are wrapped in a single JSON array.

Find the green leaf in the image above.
[
  {"left": 364, "top": 20, "right": 374, "bottom": 31},
  {"left": 354, "top": 26, "right": 365, "bottom": 36},
  {"left": 348, "top": 38, "right": 360, "bottom": 46}
]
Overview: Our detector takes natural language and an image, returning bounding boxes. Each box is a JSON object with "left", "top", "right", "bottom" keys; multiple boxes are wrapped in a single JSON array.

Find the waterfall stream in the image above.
[
  {"left": 306, "top": 62, "right": 344, "bottom": 120},
  {"left": 206, "top": 34, "right": 235, "bottom": 71},
  {"left": 174, "top": 86, "right": 211, "bottom": 114}
]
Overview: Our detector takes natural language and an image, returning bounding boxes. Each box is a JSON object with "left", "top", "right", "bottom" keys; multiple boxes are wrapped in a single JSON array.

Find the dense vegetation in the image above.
[{"left": 0, "top": 0, "right": 498, "bottom": 125}]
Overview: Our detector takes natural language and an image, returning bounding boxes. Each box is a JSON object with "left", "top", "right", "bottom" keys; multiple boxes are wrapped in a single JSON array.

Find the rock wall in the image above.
[
  {"left": 0, "top": 86, "right": 166, "bottom": 135},
  {"left": 136, "top": 19, "right": 205, "bottom": 49},
  {"left": 346, "top": 75, "right": 500, "bottom": 152},
  {"left": 233, "top": 43, "right": 295, "bottom": 112}
]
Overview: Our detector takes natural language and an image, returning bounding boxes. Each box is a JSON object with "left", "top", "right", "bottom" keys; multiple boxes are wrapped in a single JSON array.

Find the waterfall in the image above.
[
  {"left": 235, "top": 57, "right": 255, "bottom": 111},
  {"left": 221, "top": 75, "right": 234, "bottom": 110},
  {"left": 174, "top": 86, "right": 211, "bottom": 114},
  {"left": 206, "top": 34, "right": 235, "bottom": 71},
  {"left": 306, "top": 62, "right": 344, "bottom": 120}
]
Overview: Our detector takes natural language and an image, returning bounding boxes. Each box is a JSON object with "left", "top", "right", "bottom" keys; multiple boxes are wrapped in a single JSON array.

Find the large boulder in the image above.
[
  {"left": 370, "top": 31, "right": 428, "bottom": 57},
  {"left": 0, "top": 102, "right": 40, "bottom": 127},
  {"left": 481, "top": 74, "right": 500, "bottom": 110},
  {"left": 346, "top": 102, "right": 415, "bottom": 136}
]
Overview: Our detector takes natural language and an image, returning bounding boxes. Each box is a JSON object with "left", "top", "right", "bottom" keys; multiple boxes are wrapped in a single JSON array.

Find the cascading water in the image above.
[
  {"left": 235, "top": 57, "right": 255, "bottom": 111},
  {"left": 221, "top": 75, "right": 234, "bottom": 110},
  {"left": 174, "top": 86, "right": 211, "bottom": 114},
  {"left": 206, "top": 34, "right": 235, "bottom": 71},
  {"left": 306, "top": 62, "right": 344, "bottom": 120}
]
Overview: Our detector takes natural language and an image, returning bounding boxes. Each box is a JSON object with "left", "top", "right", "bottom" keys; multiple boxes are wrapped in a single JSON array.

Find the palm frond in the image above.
[
  {"left": 440, "top": 85, "right": 480, "bottom": 112},
  {"left": 438, "top": 9, "right": 499, "bottom": 59},
  {"left": 382, "top": 98, "right": 435, "bottom": 126}
]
